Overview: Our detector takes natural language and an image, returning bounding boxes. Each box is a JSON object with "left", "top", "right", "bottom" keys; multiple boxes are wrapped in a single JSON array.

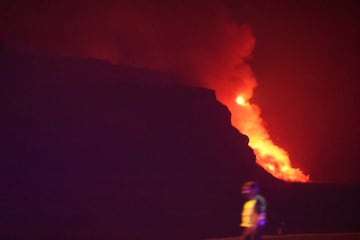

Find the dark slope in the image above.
[
  {"left": 1, "top": 52, "right": 358, "bottom": 239},
  {"left": 1, "top": 52, "right": 275, "bottom": 239}
]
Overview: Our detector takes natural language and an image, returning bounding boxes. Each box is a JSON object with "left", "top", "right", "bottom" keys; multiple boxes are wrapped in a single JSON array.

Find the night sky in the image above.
[{"left": 2, "top": 0, "right": 360, "bottom": 183}]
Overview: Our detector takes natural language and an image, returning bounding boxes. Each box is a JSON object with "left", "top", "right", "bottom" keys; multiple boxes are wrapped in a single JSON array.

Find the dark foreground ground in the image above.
[{"left": 210, "top": 233, "right": 360, "bottom": 240}]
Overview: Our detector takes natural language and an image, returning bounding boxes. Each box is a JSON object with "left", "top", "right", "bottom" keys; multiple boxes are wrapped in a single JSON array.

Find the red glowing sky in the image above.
[{"left": 2, "top": 0, "right": 360, "bottom": 183}]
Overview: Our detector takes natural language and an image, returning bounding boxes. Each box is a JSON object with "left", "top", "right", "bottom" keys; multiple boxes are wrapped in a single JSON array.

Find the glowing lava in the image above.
[
  {"left": 236, "top": 96, "right": 248, "bottom": 106},
  {"left": 232, "top": 95, "right": 310, "bottom": 182}
]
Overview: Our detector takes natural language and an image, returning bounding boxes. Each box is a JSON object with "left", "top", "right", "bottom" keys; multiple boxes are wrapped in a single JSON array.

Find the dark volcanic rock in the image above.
[
  {"left": 1, "top": 53, "right": 271, "bottom": 240},
  {"left": 1, "top": 53, "right": 358, "bottom": 239}
]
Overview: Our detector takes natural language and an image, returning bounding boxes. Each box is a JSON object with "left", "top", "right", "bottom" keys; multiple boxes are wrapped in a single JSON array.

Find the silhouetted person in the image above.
[{"left": 239, "top": 181, "right": 266, "bottom": 240}]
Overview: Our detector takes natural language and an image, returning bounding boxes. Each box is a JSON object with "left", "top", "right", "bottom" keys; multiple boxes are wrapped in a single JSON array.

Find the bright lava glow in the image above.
[
  {"left": 232, "top": 96, "right": 310, "bottom": 182},
  {"left": 236, "top": 96, "right": 246, "bottom": 105}
]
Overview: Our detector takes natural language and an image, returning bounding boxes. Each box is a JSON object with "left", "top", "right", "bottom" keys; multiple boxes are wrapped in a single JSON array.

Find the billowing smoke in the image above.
[
  {"left": 2, "top": 0, "right": 309, "bottom": 181},
  {"left": 3, "top": 0, "right": 255, "bottom": 94}
]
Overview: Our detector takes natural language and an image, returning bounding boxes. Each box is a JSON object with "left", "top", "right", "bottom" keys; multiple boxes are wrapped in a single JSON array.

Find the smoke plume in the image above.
[{"left": 3, "top": 0, "right": 255, "bottom": 93}]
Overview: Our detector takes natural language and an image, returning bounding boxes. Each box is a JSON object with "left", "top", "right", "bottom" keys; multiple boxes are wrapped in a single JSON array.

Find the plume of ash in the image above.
[{"left": 3, "top": 0, "right": 257, "bottom": 100}]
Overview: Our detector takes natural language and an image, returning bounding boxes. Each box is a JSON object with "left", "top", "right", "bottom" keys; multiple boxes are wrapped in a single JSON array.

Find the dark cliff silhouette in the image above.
[{"left": 1, "top": 52, "right": 359, "bottom": 239}]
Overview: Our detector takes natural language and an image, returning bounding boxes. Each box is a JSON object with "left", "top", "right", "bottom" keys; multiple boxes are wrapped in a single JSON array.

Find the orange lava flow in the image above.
[{"left": 230, "top": 96, "right": 310, "bottom": 182}]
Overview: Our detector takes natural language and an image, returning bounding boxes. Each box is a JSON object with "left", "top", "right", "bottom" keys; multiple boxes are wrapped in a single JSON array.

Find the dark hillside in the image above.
[
  {"left": 1, "top": 53, "right": 271, "bottom": 239},
  {"left": 0, "top": 52, "right": 358, "bottom": 239}
]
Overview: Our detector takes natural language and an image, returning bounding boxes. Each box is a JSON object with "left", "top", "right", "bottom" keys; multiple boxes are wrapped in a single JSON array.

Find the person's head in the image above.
[{"left": 241, "top": 181, "right": 259, "bottom": 199}]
